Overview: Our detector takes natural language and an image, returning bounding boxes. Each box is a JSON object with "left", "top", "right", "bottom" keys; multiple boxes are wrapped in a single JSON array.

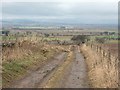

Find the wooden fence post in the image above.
[
  {"left": 91, "top": 44, "right": 92, "bottom": 48},
  {"left": 107, "top": 50, "right": 111, "bottom": 69},
  {"left": 96, "top": 45, "right": 99, "bottom": 52}
]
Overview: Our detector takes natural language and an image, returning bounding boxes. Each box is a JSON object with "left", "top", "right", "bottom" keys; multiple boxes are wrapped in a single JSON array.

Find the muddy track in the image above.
[
  {"left": 38, "top": 49, "right": 74, "bottom": 88},
  {"left": 64, "top": 46, "right": 89, "bottom": 88},
  {"left": 10, "top": 52, "right": 67, "bottom": 88},
  {"left": 8, "top": 45, "right": 89, "bottom": 88},
  {"left": 37, "top": 45, "right": 89, "bottom": 88}
]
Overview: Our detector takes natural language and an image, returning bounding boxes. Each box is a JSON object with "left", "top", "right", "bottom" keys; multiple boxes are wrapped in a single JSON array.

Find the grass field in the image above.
[
  {"left": 43, "top": 36, "right": 72, "bottom": 41},
  {"left": 94, "top": 35, "right": 119, "bottom": 38}
]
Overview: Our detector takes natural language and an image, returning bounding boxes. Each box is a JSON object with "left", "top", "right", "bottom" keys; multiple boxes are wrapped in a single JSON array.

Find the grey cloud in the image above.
[{"left": 2, "top": 2, "right": 118, "bottom": 24}]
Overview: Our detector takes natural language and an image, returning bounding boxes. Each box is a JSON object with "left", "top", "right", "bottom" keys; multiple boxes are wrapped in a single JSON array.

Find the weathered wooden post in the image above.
[
  {"left": 107, "top": 50, "right": 111, "bottom": 70},
  {"left": 91, "top": 43, "right": 92, "bottom": 48},
  {"left": 96, "top": 44, "right": 98, "bottom": 52}
]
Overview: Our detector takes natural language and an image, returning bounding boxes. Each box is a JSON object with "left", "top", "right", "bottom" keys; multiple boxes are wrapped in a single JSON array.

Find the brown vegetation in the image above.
[
  {"left": 80, "top": 44, "right": 118, "bottom": 88},
  {"left": 2, "top": 40, "right": 67, "bottom": 87}
]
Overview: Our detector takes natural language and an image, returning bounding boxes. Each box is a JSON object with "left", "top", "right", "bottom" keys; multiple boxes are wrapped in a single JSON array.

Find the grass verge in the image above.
[{"left": 2, "top": 41, "right": 66, "bottom": 87}]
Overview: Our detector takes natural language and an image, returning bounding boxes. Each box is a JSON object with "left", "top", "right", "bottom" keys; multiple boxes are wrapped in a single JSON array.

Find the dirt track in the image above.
[
  {"left": 64, "top": 46, "right": 89, "bottom": 88},
  {"left": 10, "top": 45, "right": 89, "bottom": 88}
]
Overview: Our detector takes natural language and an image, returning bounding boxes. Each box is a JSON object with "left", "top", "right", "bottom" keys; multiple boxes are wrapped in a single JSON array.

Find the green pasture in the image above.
[
  {"left": 43, "top": 36, "right": 72, "bottom": 41},
  {"left": 94, "top": 35, "right": 119, "bottom": 39},
  {"left": 105, "top": 40, "right": 120, "bottom": 44},
  {"left": 1, "top": 36, "right": 17, "bottom": 41}
]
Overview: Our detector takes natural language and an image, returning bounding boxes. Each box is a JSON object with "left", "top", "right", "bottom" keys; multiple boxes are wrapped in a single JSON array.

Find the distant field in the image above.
[
  {"left": 106, "top": 40, "right": 120, "bottom": 44},
  {"left": 43, "top": 36, "right": 72, "bottom": 41},
  {"left": 98, "top": 40, "right": 119, "bottom": 57},
  {"left": 94, "top": 35, "right": 119, "bottom": 39}
]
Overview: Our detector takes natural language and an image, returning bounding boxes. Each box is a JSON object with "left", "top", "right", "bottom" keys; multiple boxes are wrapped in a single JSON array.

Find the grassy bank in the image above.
[{"left": 2, "top": 40, "right": 67, "bottom": 87}]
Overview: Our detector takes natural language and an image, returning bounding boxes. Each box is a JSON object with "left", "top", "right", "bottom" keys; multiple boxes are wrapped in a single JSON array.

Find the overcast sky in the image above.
[{"left": 1, "top": 0, "right": 119, "bottom": 24}]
